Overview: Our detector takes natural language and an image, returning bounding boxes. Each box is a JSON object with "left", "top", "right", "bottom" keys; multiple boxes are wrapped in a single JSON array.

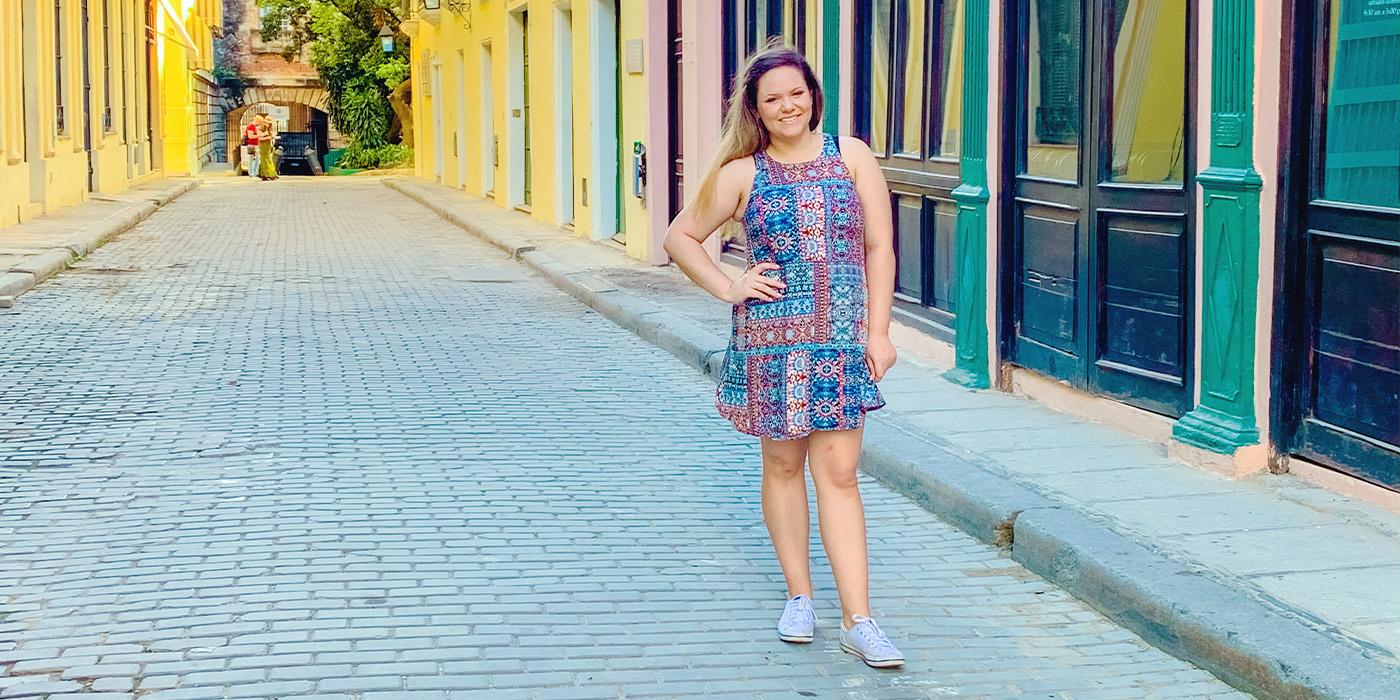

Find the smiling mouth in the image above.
[{"left": 780, "top": 114, "right": 803, "bottom": 124}]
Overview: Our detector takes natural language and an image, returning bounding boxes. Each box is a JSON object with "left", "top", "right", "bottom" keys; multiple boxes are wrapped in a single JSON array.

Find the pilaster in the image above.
[
  {"left": 1173, "top": 0, "right": 1262, "bottom": 452},
  {"left": 821, "top": 0, "right": 839, "bottom": 132},
  {"left": 945, "top": 0, "right": 990, "bottom": 389}
]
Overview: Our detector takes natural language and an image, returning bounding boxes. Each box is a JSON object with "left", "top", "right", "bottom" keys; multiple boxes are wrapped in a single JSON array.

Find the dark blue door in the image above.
[
  {"left": 1284, "top": 0, "right": 1400, "bottom": 488},
  {"left": 1007, "top": 0, "right": 1194, "bottom": 416}
]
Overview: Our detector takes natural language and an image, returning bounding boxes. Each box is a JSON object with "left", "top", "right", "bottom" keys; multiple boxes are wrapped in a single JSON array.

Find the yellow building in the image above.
[
  {"left": 156, "top": 0, "right": 222, "bottom": 175},
  {"left": 0, "top": 0, "right": 219, "bottom": 228},
  {"left": 404, "top": 0, "right": 655, "bottom": 259}
]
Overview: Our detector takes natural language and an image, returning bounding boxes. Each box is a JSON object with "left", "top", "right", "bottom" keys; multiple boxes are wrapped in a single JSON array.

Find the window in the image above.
[
  {"left": 1024, "top": 0, "right": 1080, "bottom": 179},
  {"left": 103, "top": 0, "right": 112, "bottom": 131},
  {"left": 857, "top": 0, "right": 964, "bottom": 160},
  {"left": 55, "top": 0, "right": 65, "bottom": 135},
  {"left": 1107, "top": 0, "right": 1186, "bottom": 183},
  {"left": 1319, "top": 0, "right": 1400, "bottom": 209},
  {"left": 721, "top": 0, "right": 818, "bottom": 115}
]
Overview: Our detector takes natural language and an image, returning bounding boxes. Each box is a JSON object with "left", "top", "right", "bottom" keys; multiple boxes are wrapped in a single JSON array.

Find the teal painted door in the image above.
[
  {"left": 1007, "top": 0, "right": 1194, "bottom": 417},
  {"left": 1285, "top": 0, "right": 1399, "bottom": 488}
]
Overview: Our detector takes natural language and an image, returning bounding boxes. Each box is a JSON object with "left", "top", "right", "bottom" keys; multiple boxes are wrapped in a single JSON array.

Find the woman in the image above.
[
  {"left": 243, "top": 117, "right": 261, "bottom": 178},
  {"left": 662, "top": 45, "right": 902, "bottom": 668},
  {"left": 256, "top": 113, "right": 279, "bottom": 181}
]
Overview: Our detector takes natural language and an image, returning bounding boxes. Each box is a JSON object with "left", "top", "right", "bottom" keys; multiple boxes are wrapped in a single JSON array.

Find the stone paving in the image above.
[{"left": 0, "top": 178, "right": 1248, "bottom": 699}]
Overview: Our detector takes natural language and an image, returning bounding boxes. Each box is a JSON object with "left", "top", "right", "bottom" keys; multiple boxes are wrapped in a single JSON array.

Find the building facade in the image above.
[
  {"left": 405, "top": 0, "right": 1398, "bottom": 497},
  {"left": 404, "top": 0, "right": 639, "bottom": 257},
  {"left": 841, "top": 0, "right": 1397, "bottom": 495},
  {"left": 0, "top": 0, "right": 219, "bottom": 228}
]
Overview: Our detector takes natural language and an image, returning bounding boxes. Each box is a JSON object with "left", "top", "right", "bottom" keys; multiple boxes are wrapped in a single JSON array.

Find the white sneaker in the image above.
[
  {"left": 776, "top": 594, "right": 816, "bottom": 643},
  {"left": 840, "top": 615, "right": 905, "bottom": 668}
]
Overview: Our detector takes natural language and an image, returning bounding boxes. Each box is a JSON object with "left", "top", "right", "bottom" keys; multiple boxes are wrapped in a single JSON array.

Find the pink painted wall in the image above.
[
  {"left": 644, "top": 0, "right": 670, "bottom": 264},
  {"left": 983, "top": 0, "right": 1004, "bottom": 384},
  {"left": 1252, "top": 0, "right": 1286, "bottom": 461},
  {"left": 684, "top": 2, "right": 723, "bottom": 261}
]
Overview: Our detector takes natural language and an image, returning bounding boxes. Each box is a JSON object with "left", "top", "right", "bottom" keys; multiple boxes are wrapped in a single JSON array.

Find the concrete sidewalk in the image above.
[
  {"left": 386, "top": 177, "right": 1399, "bottom": 699},
  {"left": 0, "top": 178, "right": 200, "bottom": 307}
]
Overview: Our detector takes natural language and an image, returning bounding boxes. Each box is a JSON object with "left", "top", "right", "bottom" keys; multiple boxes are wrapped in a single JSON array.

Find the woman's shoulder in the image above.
[
  {"left": 720, "top": 154, "right": 758, "bottom": 174},
  {"left": 718, "top": 155, "right": 759, "bottom": 186},
  {"left": 836, "top": 135, "right": 874, "bottom": 159}
]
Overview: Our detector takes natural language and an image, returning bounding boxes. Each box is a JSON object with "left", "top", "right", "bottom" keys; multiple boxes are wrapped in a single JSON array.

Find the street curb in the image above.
[
  {"left": 2, "top": 179, "right": 200, "bottom": 307},
  {"left": 386, "top": 176, "right": 1397, "bottom": 700},
  {"left": 860, "top": 419, "right": 1057, "bottom": 548},
  {"left": 1012, "top": 507, "right": 1398, "bottom": 700}
]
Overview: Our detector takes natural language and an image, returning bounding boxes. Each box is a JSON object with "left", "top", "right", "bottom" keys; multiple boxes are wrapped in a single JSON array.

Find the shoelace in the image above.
[
  {"left": 853, "top": 617, "right": 898, "bottom": 655},
  {"left": 781, "top": 596, "right": 813, "bottom": 627}
]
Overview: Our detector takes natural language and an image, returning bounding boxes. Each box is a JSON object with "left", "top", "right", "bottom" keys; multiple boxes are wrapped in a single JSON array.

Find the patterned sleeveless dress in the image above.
[{"left": 717, "top": 133, "right": 886, "bottom": 440}]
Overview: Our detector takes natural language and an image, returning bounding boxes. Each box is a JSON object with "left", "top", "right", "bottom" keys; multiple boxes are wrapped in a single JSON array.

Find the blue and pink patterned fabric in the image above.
[{"left": 717, "top": 133, "right": 885, "bottom": 440}]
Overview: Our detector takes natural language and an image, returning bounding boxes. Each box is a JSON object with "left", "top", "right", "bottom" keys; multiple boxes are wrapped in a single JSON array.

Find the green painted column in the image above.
[
  {"left": 945, "top": 0, "right": 991, "bottom": 389},
  {"left": 1172, "top": 0, "right": 1262, "bottom": 452},
  {"left": 822, "top": 0, "right": 841, "bottom": 133}
]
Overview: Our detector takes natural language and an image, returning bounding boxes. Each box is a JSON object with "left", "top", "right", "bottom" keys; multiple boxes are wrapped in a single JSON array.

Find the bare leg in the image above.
[
  {"left": 760, "top": 436, "right": 812, "bottom": 598},
  {"left": 807, "top": 427, "right": 870, "bottom": 627}
]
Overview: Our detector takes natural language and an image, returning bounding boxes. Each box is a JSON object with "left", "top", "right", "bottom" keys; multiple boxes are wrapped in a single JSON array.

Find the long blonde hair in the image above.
[{"left": 693, "top": 43, "right": 825, "bottom": 216}]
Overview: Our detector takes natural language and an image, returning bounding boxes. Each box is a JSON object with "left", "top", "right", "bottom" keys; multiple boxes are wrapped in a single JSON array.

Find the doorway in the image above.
[
  {"left": 1002, "top": 0, "right": 1194, "bottom": 417},
  {"left": 1275, "top": 0, "right": 1399, "bottom": 488},
  {"left": 508, "top": 9, "right": 531, "bottom": 208},
  {"left": 431, "top": 58, "right": 444, "bottom": 183},
  {"left": 456, "top": 49, "right": 468, "bottom": 188},
  {"left": 81, "top": 0, "right": 94, "bottom": 190},
  {"left": 666, "top": 0, "right": 684, "bottom": 219},
  {"left": 591, "top": 0, "right": 620, "bottom": 240},
  {"left": 481, "top": 41, "right": 496, "bottom": 197}
]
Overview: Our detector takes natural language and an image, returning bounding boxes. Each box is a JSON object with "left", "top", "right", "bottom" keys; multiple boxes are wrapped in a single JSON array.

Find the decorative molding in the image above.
[
  {"left": 1173, "top": 0, "right": 1262, "bottom": 453},
  {"left": 946, "top": 0, "right": 990, "bottom": 389}
]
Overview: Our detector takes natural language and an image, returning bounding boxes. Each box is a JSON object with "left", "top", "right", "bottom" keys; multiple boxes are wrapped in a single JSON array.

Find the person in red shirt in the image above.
[{"left": 244, "top": 117, "right": 261, "bottom": 177}]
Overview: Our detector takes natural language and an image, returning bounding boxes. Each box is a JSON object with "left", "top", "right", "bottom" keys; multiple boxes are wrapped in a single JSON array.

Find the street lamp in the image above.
[{"left": 378, "top": 25, "right": 395, "bottom": 53}]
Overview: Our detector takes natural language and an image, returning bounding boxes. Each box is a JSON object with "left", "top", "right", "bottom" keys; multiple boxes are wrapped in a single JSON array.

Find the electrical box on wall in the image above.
[{"left": 624, "top": 39, "right": 644, "bottom": 74}]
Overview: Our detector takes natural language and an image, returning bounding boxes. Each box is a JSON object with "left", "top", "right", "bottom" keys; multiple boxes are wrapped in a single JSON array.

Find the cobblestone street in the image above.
[{"left": 0, "top": 179, "right": 1246, "bottom": 699}]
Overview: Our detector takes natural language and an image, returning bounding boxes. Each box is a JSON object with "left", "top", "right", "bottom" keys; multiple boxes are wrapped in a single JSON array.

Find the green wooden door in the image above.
[{"left": 522, "top": 10, "right": 532, "bottom": 207}]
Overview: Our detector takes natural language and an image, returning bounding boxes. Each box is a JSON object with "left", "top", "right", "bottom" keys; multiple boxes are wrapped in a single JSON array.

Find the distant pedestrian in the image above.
[
  {"left": 243, "top": 116, "right": 261, "bottom": 178},
  {"left": 663, "top": 44, "right": 902, "bottom": 668},
  {"left": 256, "top": 112, "right": 279, "bottom": 181}
]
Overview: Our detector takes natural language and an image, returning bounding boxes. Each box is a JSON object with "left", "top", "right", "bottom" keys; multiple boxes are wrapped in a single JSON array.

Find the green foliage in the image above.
[
  {"left": 257, "top": 0, "right": 408, "bottom": 148},
  {"left": 374, "top": 58, "right": 411, "bottom": 88},
  {"left": 339, "top": 143, "right": 414, "bottom": 170},
  {"left": 334, "top": 77, "right": 392, "bottom": 147}
]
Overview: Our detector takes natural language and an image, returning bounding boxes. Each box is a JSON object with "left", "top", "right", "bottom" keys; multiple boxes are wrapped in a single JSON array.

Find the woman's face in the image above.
[{"left": 754, "top": 65, "right": 813, "bottom": 141}]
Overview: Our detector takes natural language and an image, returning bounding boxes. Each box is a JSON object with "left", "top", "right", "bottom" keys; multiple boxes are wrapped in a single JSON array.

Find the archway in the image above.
[{"left": 226, "top": 87, "right": 342, "bottom": 175}]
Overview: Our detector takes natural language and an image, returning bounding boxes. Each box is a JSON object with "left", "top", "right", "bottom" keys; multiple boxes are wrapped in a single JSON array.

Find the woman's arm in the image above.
[
  {"left": 842, "top": 136, "right": 898, "bottom": 380},
  {"left": 663, "top": 158, "right": 784, "bottom": 304}
]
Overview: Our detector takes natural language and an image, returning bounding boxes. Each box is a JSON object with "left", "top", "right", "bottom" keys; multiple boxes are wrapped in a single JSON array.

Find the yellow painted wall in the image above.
[
  {"left": 158, "top": 0, "right": 218, "bottom": 176},
  {"left": 617, "top": 0, "right": 650, "bottom": 261},
  {"left": 0, "top": 0, "right": 183, "bottom": 229},
  {"left": 408, "top": 0, "right": 643, "bottom": 254},
  {"left": 0, "top": 0, "right": 33, "bottom": 226}
]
